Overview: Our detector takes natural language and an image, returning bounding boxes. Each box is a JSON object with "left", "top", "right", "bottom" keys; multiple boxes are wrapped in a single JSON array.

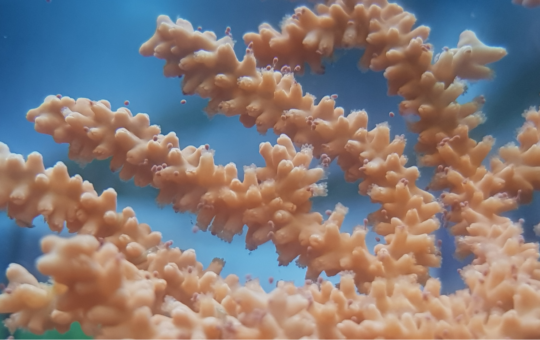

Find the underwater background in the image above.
[{"left": 0, "top": 0, "right": 539, "bottom": 338}]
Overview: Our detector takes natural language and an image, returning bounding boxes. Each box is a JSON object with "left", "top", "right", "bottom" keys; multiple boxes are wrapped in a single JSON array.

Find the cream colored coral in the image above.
[
  {"left": 0, "top": 264, "right": 58, "bottom": 335},
  {"left": 491, "top": 108, "right": 540, "bottom": 203},
  {"left": 25, "top": 96, "right": 443, "bottom": 288},
  {"left": 139, "top": 10, "right": 503, "bottom": 192},
  {"left": 137, "top": 7, "right": 505, "bottom": 287},
  {"left": 26, "top": 96, "right": 324, "bottom": 245},
  {"left": 140, "top": 10, "right": 445, "bottom": 282},
  {"left": 243, "top": 0, "right": 430, "bottom": 73},
  {"left": 240, "top": 1, "right": 506, "bottom": 175},
  {"left": 434, "top": 109, "right": 540, "bottom": 256},
  {"left": 2, "top": 0, "right": 540, "bottom": 338},
  {"left": 2, "top": 131, "right": 540, "bottom": 337},
  {"left": 4, "top": 233, "right": 540, "bottom": 339},
  {"left": 0, "top": 142, "right": 163, "bottom": 261}
]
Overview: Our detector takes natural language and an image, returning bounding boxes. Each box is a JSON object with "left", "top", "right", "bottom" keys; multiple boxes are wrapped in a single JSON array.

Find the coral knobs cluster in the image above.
[{"left": 1, "top": 0, "right": 540, "bottom": 338}]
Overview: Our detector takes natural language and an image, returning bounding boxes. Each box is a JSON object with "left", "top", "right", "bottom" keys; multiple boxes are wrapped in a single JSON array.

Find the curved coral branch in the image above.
[
  {"left": 240, "top": 0, "right": 506, "bottom": 173},
  {"left": 24, "top": 96, "right": 442, "bottom": 288}
]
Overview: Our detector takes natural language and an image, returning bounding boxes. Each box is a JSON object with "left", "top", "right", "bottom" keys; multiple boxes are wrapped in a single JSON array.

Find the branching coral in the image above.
[{"left": 1, "top": 0, "right": 540, "bottom": 339}]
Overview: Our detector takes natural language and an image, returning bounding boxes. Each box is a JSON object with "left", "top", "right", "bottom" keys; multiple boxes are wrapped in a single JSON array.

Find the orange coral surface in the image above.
[{"left": 1, "top": 0, "right": 540, "bottom": 338}]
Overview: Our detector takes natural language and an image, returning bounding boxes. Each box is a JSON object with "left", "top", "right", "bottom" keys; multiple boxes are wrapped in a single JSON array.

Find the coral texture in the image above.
[
  {"left": 513, "top": 0, "right": 540, "bottom": 8},
  {"left": 1, "top": 0, "right": 540, "bottom": 339}
]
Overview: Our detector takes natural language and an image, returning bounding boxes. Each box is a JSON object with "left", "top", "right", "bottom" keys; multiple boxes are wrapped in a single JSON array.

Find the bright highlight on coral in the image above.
[{"left": 1, "top": 0, "right": 540, "bottom": 339}]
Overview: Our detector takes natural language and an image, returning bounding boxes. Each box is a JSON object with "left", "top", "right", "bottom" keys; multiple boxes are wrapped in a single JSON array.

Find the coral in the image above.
[
  {"left": 513, "top": 0, "right": 540, "bottom": 8},
  {"left": 1, "top": 0, "right": 540, "bottom": 338}
]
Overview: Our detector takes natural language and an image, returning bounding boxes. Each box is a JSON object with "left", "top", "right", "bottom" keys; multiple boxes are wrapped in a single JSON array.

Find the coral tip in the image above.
[
  {"left": 56, "top": 94, "right": 61, "bottom": 99},
  {"left": 124, "top": 100, "right": 130, "bottom": 106},
  {"left": 181, "top": 99, "right": 186, "bottom": 104}
]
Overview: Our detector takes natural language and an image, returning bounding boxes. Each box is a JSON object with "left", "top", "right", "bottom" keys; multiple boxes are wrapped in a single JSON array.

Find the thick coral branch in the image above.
[
  {"left": 26, "top": 97, "right": 326, "bottom": 249},
  {"left": 240, "top": 0, "right": 506, "bottom": 173},
  {"left": 16, "top": 102, "right": 440, "bottom": 290},
  {"left": 431, "top": 108, "right": 540, "bottom": 260},
  {"left": 243, "top": 0, "right": 430, "bottom": 74},
  {"left": 239, "top": 0, "right": 540, "bottom": 267},
  {"left": 2, "top": 232, "right": 540, "bottom": 339},
  {"left": 137, "top": 6, "right": 504, "bottom": 270},
  {"left": 139, "top": 14, "right": 444, "bottom": 279}
]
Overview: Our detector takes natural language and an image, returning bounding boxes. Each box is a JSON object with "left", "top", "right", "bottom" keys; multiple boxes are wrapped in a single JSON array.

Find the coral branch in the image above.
[
  {"left": 241, "top": 1, "right": 506, "bottom": 175},
  {"left": 243, "top": 0, "right": 431, "bottom": 73},
  {"left": 2, "top": 229, "right": 540, "bottom": 338},
  {"left": 140, "top": 11, "right": 503, "bottom": 194},
  {"left": 25, "top": 97, "right": 441, "bottom": 288}
]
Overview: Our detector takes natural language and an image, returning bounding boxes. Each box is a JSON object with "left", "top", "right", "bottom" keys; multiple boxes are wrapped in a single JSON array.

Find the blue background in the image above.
[{"left": 0, "top": 1, "right": 539, "bottom": 332}]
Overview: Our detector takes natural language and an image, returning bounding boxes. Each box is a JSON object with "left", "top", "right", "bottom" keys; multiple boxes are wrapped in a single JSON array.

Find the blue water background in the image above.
[{"left": 0, "top": 0, "right": 539, "bottom": 305}]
